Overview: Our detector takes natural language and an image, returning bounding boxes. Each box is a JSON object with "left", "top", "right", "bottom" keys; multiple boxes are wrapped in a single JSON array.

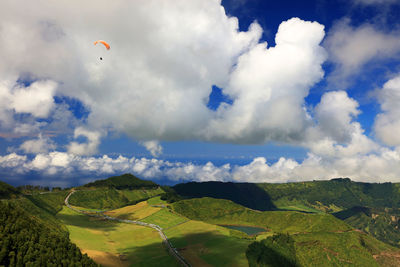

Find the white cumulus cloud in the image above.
[
  {"left": 314, "top": 91, "right": 360, "bottom": 143},
  {"left": 67, "top": 127, "right": 101, "bottom": 156},
  {"left": 11, "top": 80, "right": 57, "bottom": 118},
  {"left": 0, "top": 79, "right": 57, "bottom": 137},
  {"left": 2, "top": 149, "right": 400, "bottom": 186},
  {"left": 205, "top": 18, "right": 326, "bottom": 143},
  {"left": 325, "top": 19, "right": 400, "bottom": 88},
  {"left": 19, "top": 134, "right": 56, "bottom": 154},
  {"left": 140, "top": 140, "right": 163, "bottom": 157},
  {"left": 0, "top": 1, "right": 329, "bottom": 145},
  {"left": 374, "top": 75, "right": 400, "bottom": 146}
]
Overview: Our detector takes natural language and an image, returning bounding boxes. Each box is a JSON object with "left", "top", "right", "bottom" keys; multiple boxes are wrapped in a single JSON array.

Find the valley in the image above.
[{"left": 2, "top": 174, "right": 400, "bottom": 266}]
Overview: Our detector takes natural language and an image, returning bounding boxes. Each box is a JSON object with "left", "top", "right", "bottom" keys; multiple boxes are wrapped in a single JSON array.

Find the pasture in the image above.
[{"left": 57, "top": 206, "right": 179, "bottom": 267}]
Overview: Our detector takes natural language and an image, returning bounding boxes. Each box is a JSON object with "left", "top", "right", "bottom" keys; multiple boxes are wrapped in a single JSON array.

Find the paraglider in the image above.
[
  {"left": 94, "top": 40, "right": 110, "bottom": 60},
  {"left": 94, "top": 40, "right": 110, "bottom": 50}
]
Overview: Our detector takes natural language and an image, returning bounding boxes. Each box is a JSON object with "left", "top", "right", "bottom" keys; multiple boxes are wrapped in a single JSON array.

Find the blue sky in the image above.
[{"left": 1, "top": 0, "right": 400, "bottom": 187}]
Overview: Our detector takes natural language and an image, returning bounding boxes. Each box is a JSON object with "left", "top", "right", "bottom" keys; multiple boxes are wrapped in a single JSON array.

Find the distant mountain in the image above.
[
  {"left": 172, "top": 178, "right": 400, "bottom": 248},
  {"left": 173, "top": 181, "right": 276, "bottom": 211},
  {"left": 82, "top": 173, "right": 159, "bottom": 190},
  {"left": 258, "top": 178, "right": 400, "bottom": 211},
  {"left": 174, "top": 178, "right": 400, "bottom": 212}
]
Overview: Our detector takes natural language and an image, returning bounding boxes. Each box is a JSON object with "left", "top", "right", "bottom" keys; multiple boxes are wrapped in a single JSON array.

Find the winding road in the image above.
[{"left": 64, "top": 190, "right": 191, "bottom": 267}]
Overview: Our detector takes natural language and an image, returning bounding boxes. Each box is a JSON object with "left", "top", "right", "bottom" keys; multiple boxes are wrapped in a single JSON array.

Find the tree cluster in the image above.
[{"left": 0, "top": 201, "right": 98, "bottom": 267}]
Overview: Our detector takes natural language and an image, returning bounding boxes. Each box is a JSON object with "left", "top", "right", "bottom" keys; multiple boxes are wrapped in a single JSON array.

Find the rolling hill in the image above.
[
  {"left": 3, "top": 174, "right": 400, "bottom": 266},
  {"left": 174, "top": 178, "right": 400, "bottom": 248},
  {"left": 171, "top": 197, "right": 400, "bottom": 266},
  {"left": 333, "top": 206, "right": 400, "bottom": 247},
  {"left": 82, "top": 173, "right": 159, "bottom": 189},
  {"left": 174, "top": 178, "right": 400, "bottom": 212},
  {"left": 68, "top": 173, "right": 165, "bottom": 209},
  {"left": 173, "top": 181, "right": 276, "bottom": 211}
]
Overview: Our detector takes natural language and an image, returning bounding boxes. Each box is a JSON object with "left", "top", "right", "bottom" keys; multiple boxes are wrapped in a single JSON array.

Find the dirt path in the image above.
[{"left": 65, "top": 190, "right": 191, "bottom": 267}]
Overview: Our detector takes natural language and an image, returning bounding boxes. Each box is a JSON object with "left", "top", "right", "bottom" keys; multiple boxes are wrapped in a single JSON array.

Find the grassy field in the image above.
[
  {"left": 147, "top": 196, "right": 167, "bottom": 205},
  {"left": 69, "top": 205, "right": 108, "bottom": 213},
  {"left": 165, "top": 220, "right": 252, "bottom": 267},
  {"left": 57, "top": 206, "right": 179, "bottom": 267},
  {"left": 104, "top": 198, "right": 256, "bottom": 266},
  {"left": 141, "top": 208, "right": 188, "bottom": 229},
  {"left": 63, "top": 198, "right": 255, "bottom": 267},
  {"left": 104, "top": 200, "right": 161, "bottom": 220}
]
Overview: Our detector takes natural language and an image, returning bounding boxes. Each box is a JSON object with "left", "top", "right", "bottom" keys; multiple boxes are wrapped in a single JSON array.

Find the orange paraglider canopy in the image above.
[{"left": 94, "top": 40, "right": 110, "bottom": 50}]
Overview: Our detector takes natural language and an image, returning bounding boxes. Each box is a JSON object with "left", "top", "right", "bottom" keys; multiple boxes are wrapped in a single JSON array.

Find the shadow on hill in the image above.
[
  {"left": 56, "top": 212, "right": 120, "bottom": 231},
  {"left": 276, "top": 208, "right": 317, "bottom": 214},
  {"left": 332, "top": 206, "right": 371, "bottom": 220},
  {"left": 120, "top": 238, "right": 182, "bottom": 267},
  {"left": 246, "top": 233, "right": 299, "bottom": 267},
  {"left": 173, "top": 181, "right": 276, "bottom": 211},
  {"left": 26, "top": 195, "right": 63, "bottom": 215}
]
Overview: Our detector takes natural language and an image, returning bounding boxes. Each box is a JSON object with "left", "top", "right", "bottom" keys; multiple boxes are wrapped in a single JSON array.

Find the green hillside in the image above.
[
  {"left": 26, "top": 191, "right": 69, "bottom": 215},
  {"left": 0, "top": 180, "right": 21, "bottom": 199},
  {"left": 173, "top": 178, "right": 400, "bottom": 249},
  {"left": 172, "top": 197, "right": 400, "bottom": 266},
  {"left": 68, "top": 173, "right": 165, "bottom": 209},
  {"left": 172, "top": 197, "right": 351, "bottom": 233},
  {"left": 174, "top": 178, "right": 400, "bottom": 212},
  {"left": 83, "top": 173, "right": 158, "bottom": 189},
  {"left": 246, "top": 233, "right": 298, "bottom": 267},
  {"left": 0, "top": 182, "right": 97, "bottom": 266},
  {"left": 247, "top": 231, "right": 399, "bottom": 267},
  {"left": 333, "top": 207, "right": 400, "bottom": 248},
  {"left": 173, "top": 181, "right": 276, "bottom": 211},
  {"left": 258, "top": 178, "right": 400, "bottom": 210},
  {"left": 68, "top": 187, "right": 164, "bottom": 209}
]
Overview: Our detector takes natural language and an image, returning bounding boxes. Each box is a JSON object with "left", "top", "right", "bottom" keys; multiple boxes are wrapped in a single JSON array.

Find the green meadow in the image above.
[
  {"left": 57, "top": 206, "right": 179, "bottom": 267},
  {"left": 147, "top": 196, "right": 167, "bottom": 205},
  {"left": 140, "top": 208, "right": 188, "bottom": 229},
  {"left": 97, "top": 198, "right": 256, "bottom": 266},
  {"left": 165, "top": 220, "right": 252, "bottom": 267}
]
